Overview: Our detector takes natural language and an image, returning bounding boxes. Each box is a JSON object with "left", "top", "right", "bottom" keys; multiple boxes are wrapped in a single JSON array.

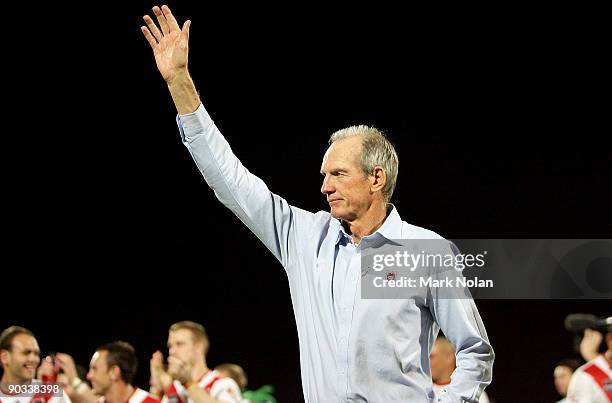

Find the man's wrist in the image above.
[
  {"left": 167, "top": 71, "right": 201, "bottom": 115},
  {"left": 166, "top": 69, "right": 190, "bottom": 88},
  {"left": 71, "top": 378, "right": 88, "bottom": 394}
]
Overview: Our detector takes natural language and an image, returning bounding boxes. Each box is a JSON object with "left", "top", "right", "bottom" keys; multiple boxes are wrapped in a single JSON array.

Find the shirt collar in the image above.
[
  {"left": 373, "top": 203, "right": 402, "bottom": 241},
  {"left": 334, "top": 204, "right": 402, "bottom": 246}
]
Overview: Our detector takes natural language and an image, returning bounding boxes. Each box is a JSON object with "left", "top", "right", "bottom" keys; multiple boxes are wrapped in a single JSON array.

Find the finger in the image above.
[
  {"left": 143, "top": 15, "right": 163, "bottom": 43},
  {"left": 56, "top": 353, "right": 71, "bottom": 362},
  {"left": 55, "top": 355, "right": 69, "bottom": 367},
  {"left": 161, "top": 5, "right": 180, "bottom": 32},
  {"left": 182, "top": 20, "right": 191, "bottom": 42},
  {"left": 57, "top": 377, "right": 68, "bottom": 387},
  {"left": 153, "top": 6, "right": 169, "bottom": 36},
  {"left": 141, "top": 26, "right": 159, "bottom": 49}
]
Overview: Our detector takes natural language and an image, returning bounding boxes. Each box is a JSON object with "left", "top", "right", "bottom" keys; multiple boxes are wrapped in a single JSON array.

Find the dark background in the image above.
[{"left": 3, "top": 2, "right": 610, "bottom": 402}]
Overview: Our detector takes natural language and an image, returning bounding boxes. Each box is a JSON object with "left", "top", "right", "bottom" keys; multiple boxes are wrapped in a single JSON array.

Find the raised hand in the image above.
[
  {"left": 141, "top": 5, "right": 191, "bottom": 85},
  {"left": 150, "top": 351, "right": 172, "bottom": 393},
  {"left": 55, "top": 353, "right": 79, "bottom": 383},
  {"left": 580, "top": 328, "right": 603, "bottom": 361},
  {"left": 37, "top": 356, "right": 57, "bottom": 381}
]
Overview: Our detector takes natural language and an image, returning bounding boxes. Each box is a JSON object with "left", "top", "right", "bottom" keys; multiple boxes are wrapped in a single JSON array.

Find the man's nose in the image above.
[{"left": 321, "top": 176, "right": 334, "bottom": 195}]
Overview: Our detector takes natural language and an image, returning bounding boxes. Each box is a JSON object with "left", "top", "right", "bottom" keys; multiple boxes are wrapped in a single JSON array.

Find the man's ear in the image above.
[
  {"left": 370, "top": 166, "right": 387, "bottom": 194},
  {"left": 0, "top": 350, "right": 9, "bottom": 366},
  {"left": 110, "top": 365, "right": 121, "bottom": 382}
]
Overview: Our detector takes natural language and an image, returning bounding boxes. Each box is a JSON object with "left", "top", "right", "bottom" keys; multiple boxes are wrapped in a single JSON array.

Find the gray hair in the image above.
[{"left": 329, "top": 125, "right": 398, "bottom": 202}]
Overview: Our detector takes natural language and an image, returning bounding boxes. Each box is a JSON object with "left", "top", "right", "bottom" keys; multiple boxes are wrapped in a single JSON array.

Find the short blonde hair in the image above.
[{"left": 169, "top": 321, "right": 209, "bottom": 355}]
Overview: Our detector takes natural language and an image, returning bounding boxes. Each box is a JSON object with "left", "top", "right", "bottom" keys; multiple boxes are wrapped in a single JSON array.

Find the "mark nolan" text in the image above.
[{"left": 373, "top": 276, "right": 494, "bottom": 288}]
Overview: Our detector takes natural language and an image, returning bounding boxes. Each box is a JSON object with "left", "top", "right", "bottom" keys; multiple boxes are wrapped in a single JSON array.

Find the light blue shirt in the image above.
[{"left": 177, "top": 104, "right": 494, "bottom": 402}]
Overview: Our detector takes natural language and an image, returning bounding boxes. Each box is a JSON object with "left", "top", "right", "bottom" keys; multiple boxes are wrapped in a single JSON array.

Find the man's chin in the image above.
[
  {"left": 330, "top": 207, "right": 354, "bottom": 222},
  {"left": 20, "top": 371, "right": 35, "bottom": 382},
  {"left": 329, "top": 207, "right": 343, "bottom": 219}
]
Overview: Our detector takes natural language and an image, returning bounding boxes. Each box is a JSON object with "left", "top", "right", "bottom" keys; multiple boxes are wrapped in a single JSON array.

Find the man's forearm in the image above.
[
  {"left": 168, "top": 70, "right": 201, "bottom": 115},
  {"left": 67, "top": 380, "right": 98, "bottom": 403}
]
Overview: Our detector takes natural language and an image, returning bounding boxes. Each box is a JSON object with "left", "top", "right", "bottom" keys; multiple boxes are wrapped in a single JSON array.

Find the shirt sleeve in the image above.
[
  {"left": 177, "top": 104, "right": 315, "bottom": 270},
  {"left": 209, "top": 378, "right": 242, "bottom": 403},
  {"left": 426, "top": 254, "right": 494, "bottom": 403}
]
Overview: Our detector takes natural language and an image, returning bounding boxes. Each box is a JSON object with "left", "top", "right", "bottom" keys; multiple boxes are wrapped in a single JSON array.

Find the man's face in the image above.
[
  {"left": 429, "top": 340, "right": 454, "bottom": 382},
  {"left": 167, "top": 329, "right": 200, "bottom": 372},
  {"left": 554, "top": 365, "right": 574, "bottom": 397},
  {"left": 0, "top": 334, "right": 40, "bottom": 383},
  {"left": 320, "top": 136, "right": 374, "bottom": 221},
  {"left": 87, "top": 351, "right": 112, "bottom": 395}
]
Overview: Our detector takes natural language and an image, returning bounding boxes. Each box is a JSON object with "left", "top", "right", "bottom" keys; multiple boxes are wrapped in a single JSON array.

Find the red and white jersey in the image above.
[
  {"left": 0, "top": 381, "right": 72, "bottom": 403},
  {"left": 432, "top": 382, "right": 490, "bottom": 403},
  {"left": 567, "top": 355, "right": 612, "bottom": 403},
  {"left": 97, "top": 388, "right": 159, "bottom": 403},
  {"left": 161, "top": 371, "right": 241, "bottom": 403}
]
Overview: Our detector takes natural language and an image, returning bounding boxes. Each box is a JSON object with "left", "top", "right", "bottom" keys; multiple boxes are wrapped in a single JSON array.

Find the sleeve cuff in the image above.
[{"left": 176, "top": 103, "right": 214, "bottom": 143}]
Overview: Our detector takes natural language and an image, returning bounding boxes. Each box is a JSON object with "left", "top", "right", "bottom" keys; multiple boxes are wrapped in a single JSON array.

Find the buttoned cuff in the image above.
[{"left": 176, "top": 103, "right": 214, "bottom": 143}]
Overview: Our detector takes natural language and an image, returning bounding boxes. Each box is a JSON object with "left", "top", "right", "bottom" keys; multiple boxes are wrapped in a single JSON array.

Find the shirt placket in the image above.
[{"left": 336, "top": 242, "right": 360, "bottom": 399}]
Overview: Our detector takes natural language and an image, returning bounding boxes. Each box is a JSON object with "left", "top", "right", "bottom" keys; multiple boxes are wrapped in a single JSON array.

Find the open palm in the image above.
[{"left": 141, "top": 5, "right": 191, "bottom": 84}]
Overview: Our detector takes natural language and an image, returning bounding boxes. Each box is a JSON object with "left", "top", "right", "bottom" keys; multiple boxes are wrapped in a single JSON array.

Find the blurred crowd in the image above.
[
  {"left": 0, "top": 322, "right": 276, "bottom": 403},
  {"left": 1, "top": 316, "right": 609, "bottom": 402}
]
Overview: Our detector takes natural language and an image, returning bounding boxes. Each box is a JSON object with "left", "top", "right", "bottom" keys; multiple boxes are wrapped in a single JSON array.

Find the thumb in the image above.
[{"left": 182, "top": 20, "right": 191, "bottom": 41}]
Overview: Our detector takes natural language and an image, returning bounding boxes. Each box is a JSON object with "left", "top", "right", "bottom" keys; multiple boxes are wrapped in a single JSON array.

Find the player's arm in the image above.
[
  {"left": 579, "top": 329, "right": 603, "bottom": 362},
  {"left": 150, "top": 351, "right": 172, "bottom": 399},
  {"left": 55, "top": 353, "right": 98, "bottom": 403},
  {"left": 141, "top": 6, "right": 198, "bottom": 115},
  {"left": 141, "top": 5, "right": 313, "bottom": 269}
]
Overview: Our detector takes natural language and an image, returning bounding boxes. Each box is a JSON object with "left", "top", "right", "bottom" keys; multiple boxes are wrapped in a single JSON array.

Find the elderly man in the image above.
[{"left": 141, "top": 5, "right": 494, "bottom": 402}]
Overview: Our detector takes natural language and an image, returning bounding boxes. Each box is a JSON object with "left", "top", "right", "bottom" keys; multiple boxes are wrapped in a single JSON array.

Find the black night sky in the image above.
[{"left": 3, "top": 2, "right": 610, "bottom": 402}]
